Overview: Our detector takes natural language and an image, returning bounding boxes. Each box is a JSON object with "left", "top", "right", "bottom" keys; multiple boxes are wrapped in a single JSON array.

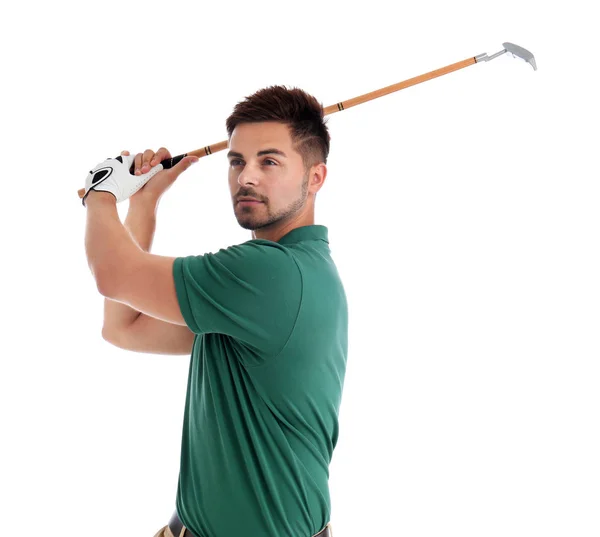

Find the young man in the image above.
[{"left": 84, "top": 86, "right": 348, "bottom": 537}]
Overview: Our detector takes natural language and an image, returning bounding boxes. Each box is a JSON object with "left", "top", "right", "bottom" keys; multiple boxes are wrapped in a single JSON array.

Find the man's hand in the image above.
[
  {"left": 82, "top": 148, "right": 198, "bottom": 207},
  {"left": 127, "top": 148, "right": 198, "bottom": 205}
]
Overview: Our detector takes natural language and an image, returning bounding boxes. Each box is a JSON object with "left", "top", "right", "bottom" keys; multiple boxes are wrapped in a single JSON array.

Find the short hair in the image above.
[{"left": 225, "top": 85, "right": 331, "bottom": 171}]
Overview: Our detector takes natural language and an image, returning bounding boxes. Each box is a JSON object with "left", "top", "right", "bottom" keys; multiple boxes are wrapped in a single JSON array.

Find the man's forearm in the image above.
[
  {"left": 85, "top": 192, "right": 139, "bottom": 286},
  {"left": 103, "top": 199, "right": 159, "bottom": 334},
  {"left": 124, "top": 199, "right": 158, "bottom": 251}
]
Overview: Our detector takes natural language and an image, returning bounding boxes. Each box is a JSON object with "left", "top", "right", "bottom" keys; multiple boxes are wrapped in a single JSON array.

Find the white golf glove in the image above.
[{"left": 81, "top": 154, "right": 163, "bottom": 206}]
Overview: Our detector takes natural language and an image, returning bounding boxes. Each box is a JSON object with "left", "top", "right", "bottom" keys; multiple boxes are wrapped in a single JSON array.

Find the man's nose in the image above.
[{"left": 238, "top": 164, "right": 260, "bottom": 186}]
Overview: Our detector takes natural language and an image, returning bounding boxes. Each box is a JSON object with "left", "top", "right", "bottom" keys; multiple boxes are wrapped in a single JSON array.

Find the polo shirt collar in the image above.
[{"left": 277, "top": 225, "right": 329, "bottom": 245}]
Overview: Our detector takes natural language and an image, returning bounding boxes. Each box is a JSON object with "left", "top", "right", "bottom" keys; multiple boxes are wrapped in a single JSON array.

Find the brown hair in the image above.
[{"left": 225, "top": 85, "right": 331, "bottom": 171}]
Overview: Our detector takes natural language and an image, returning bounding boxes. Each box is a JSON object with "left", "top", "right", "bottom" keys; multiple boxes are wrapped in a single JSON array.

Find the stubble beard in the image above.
[{"left": 236, "top": 172, "right": 309, "bottom": 231}]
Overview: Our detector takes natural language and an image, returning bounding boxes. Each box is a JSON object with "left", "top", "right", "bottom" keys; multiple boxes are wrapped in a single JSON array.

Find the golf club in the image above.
[{"left": 78, "top": 42, "right": 536, "bottom": 199}]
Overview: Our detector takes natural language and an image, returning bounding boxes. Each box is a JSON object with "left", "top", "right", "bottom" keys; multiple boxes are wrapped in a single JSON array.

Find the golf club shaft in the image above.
[{"left": 78, "top": 56, "right": 476, "bottom": 199}]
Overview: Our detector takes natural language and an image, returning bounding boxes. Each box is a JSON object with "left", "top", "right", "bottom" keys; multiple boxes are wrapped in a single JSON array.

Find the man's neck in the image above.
[{"left": 252, "top": 215, "right": 314, "bottom": 243}]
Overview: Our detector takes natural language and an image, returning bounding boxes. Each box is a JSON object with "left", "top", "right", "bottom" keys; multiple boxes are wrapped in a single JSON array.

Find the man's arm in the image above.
[
  {"left": 85, "top": 147, "right": 200, "bottom": 351},
  {"left": 104, "top": 312, "right": 195, "bottom": 355},
  {"left": 85, "top": 190, "right": 186, "bottom": 326},
  {"left": 102, "top": 199, "right": 155, "bottom": 336},
  {"left": 101, "top": 195, "right": 194, "bottom": 355}
]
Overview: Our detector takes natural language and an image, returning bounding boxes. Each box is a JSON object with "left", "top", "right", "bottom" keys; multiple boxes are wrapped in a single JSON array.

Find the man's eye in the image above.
[{"left": 229, "top": 159, "right": 276, "bottom": 166}]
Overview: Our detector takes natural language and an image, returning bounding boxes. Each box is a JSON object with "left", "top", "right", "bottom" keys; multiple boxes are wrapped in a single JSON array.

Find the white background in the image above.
[{"left": 1, "top": 0, "right": 598, "bottom": 536}]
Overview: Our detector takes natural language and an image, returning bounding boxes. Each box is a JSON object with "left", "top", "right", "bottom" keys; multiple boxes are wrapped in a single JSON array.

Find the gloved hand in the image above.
[{"left": 81, "top": 153, "right": 163, "bottom": 206}]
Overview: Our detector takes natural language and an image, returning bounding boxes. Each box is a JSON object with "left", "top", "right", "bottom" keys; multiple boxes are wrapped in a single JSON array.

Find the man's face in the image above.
[{"left": 227, "top": 122, "right": 311, "bottom": 231}]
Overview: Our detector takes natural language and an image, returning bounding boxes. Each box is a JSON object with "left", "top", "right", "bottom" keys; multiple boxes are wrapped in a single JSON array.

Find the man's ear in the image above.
[{"left": 310, "top": 163, "right": 327, "bottom": 193}]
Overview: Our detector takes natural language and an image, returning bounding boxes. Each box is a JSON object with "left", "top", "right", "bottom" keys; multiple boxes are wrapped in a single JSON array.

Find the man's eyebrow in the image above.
[{"left": 226, "top": 148, "right": 288, "bottom": 159}]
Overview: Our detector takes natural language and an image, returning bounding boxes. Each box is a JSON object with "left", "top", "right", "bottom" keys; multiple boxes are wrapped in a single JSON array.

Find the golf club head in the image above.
[{"left": 503, "top": 42, "right": 537, "bottom": 71}]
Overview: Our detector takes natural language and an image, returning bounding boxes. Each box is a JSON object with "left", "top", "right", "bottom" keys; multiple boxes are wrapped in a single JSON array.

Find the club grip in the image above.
[{"left": 159, "top": 153, "right": 188, "bottom": 169}]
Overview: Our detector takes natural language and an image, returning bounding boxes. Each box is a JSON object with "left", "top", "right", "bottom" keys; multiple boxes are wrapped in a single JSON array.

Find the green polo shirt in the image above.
[{"left": 172, "top": 225, "right": 348, "bottom": 537}]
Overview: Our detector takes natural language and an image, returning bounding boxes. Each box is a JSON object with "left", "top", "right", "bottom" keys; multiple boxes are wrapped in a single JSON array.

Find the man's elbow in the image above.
[
  {"left": 101, "top": 324, "right": 116, "bottom": 343},
  {"left": 95, "top": 267, "right": 119, "bottom": 299}
]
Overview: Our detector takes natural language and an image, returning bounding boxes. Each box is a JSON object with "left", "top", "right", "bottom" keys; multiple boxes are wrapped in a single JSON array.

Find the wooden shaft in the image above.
[
  {"left": 323, "top": 57, "right": 476, "bottom": 115},
  {"left": 78, "top": 56, "right": 477, "bottom": 199},
  {"left": 184, "top": 140, "right": 229, "bottom": 159}
]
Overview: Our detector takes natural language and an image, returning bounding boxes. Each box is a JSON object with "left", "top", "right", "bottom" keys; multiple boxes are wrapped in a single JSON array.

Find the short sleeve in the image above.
[{"left": 172, "top": 241, "right": 302, "bottom": 356}]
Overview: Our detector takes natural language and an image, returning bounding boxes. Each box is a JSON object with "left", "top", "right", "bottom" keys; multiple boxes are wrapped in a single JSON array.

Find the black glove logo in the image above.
[
  {"left": 91, "top": 167, "right": 113, "bottom": 185},
  {"left": 89, "top": 155, "right": 125, "bottom": 185}
]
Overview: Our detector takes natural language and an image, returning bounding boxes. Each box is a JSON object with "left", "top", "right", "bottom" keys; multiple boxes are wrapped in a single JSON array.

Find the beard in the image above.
[{"left": 235, "top": 172, "right": 309, "bottom": 231}]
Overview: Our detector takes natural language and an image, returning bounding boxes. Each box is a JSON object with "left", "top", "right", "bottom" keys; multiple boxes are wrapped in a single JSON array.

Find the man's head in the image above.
[{"left": 225, "top": 86, "right": 330, "bottom": 237}]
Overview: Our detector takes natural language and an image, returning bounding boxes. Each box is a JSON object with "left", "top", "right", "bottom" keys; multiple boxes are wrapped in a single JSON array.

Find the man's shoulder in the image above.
[
  {"left": 205, "top": 240, "right": 298, "bottom": 280},
  {"left": 219, "top": 238, "right": 291, "bottom": 260}
]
